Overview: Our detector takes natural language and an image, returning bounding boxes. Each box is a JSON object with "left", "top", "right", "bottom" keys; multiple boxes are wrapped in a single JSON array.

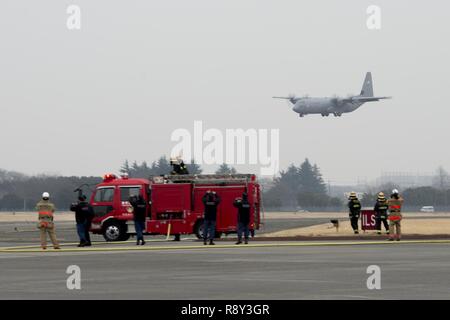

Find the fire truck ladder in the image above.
[{"left": 153, "top": 174, "right": 255, "bottom": 185}]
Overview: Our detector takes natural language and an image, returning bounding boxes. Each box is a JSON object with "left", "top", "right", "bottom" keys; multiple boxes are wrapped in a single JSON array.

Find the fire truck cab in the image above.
[{"left": 89, "top": 173, "right": 261, "bottom": 241}]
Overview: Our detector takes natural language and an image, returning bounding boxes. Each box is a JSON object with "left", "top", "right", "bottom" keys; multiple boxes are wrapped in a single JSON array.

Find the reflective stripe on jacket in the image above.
[
  {"left": 388, "top": 197, "right": 404, "bottom": 220},
  {"left": 36, "top": 200, "right": 55, "bottom": 222}
]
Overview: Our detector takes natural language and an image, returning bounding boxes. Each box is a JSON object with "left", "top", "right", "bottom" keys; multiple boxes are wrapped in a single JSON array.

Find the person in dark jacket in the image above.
[
  {"left": 233, "top": 192, "right": 251, "bottom": 245},
  {"left": 70, "top": 195, "right": 94, "bottom": 247},
  {"left": 202, "top": 190, "right": 221, "bottom": 245},
  {"left": 170, "top": 157, "right": 189, "bottom": 175},
  {"left": 348, "top": 191, "right": 361, "bottom": 234},
  {"left": 374, "top": 192, "right": 389, "bottom": 235},
  {"left": 129, "top": 194, "right": 147, "bottom": 245}
]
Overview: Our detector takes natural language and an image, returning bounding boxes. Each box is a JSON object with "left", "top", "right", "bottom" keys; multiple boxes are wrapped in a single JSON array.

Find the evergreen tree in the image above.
[
  {"left": 215, "top": 164, "right": 237, "bottom": 174},
  {"left": 265, "top": 164, "right": 300, "bottom": 208},
  {"left": 119, "top": 160, "right": 131, "bottom": 175},
  {"left": 186, "top": 159, "right": 202, "bottom": 174},
  {"left": 131, "top": 161, "right": 140, "bottom": 176},
  {"left": 263, "top": 159, "right": 341, "bottom": 210},
  {"left": 276, "top": 164, "right": 301, "bottom": 192},
  {"left": 312, "top": 163, "right": 327, "bottom": 194},
  {"left": 297, "top": 159, "right": 327, "bottom": 194},
  {"left": 151, "top": 156, "right": 171, "bottom": 175}
]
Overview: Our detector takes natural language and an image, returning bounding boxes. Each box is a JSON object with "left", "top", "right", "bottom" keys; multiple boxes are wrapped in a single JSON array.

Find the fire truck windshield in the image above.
[
  {"left": 120, "top": 186, "right": 141, "bottom": 201},
  {"left": 94, "top": 187, "right": 114, "bottom": 202}
]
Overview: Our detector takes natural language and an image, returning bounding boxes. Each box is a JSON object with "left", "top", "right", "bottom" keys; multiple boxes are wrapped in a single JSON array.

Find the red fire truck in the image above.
[{"left": 89, "top": 173, "right": 262, "bottom": 241}]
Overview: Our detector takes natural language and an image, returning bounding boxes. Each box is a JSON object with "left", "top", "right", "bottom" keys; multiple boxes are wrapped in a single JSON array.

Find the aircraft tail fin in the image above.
[{"left": 360, "top": 72, "right": 373, "bottom": 97}]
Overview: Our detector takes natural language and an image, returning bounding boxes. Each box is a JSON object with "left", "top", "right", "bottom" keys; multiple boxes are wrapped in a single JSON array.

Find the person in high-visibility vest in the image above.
[
  {"left": 36, "top": 192, "right": 60, "bottom": 250},
  {"left": 387, "top": 189, "right": 404, "bottom": 241}
]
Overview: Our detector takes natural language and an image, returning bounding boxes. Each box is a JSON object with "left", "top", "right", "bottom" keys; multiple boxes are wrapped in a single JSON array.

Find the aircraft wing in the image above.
[
  {"left": 272, "top": 96, "right": 299, "bottom": 104},
  {"left": 343, "top": 96, "right": 392, "bottom": 103}
]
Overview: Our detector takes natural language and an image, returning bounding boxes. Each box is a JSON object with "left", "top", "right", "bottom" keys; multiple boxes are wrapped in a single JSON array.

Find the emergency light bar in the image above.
[{"left": 103, "top": 173, "right": 117, "bottom": 182}]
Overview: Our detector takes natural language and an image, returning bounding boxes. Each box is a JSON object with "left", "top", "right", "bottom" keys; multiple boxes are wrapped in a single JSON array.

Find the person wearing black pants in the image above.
[
  {"left": 348, "top": 192, "right": 361, "bottom": 234},
  {"left": 202, "top": 190, "right": 221, "bottom": 245},
  {"left": 233, "top": 192, "right": 251, "bottom": 244},
  {"left": 129, "top": 195, "right": 147, "bottom": 245},
  {"left": 83, "top": 197, "right": 94, "bottom": 246},
  {"left": 374, "top": 192, "right": 390, "bottom": 235},
  {"left": 70, "top": 195, "right": 94, "bottom": 247}
]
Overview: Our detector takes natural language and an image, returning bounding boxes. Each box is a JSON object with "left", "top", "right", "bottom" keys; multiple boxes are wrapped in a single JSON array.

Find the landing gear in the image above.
[
  {"left": 321, "top": 113, "right": 329, "bottom": 117},
  {"left": 299, "top": 113, "right": 304, "bottom": 117},
  {"left": 333, "top": 113, "right": 342, "bottom": 117}
]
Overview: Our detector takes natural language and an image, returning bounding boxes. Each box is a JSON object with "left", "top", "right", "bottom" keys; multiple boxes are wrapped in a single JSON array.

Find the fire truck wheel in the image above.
[
  {"left": 103, "top": 221, "right": 129, "bottom": 242},
  {"left": 194, "top": 219, "right": 204, "bottom": 239}
]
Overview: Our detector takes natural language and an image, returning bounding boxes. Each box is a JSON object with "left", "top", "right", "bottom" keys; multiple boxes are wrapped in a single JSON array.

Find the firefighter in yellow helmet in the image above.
[
  {"left": 374, "top": 192, "right": 389, "bottom": 235},
  {"left": 36, "top": 192, "right": 60, "bottom": 250},
  {"left": 388, "top": 189, "right": 404, "bottom": 241},
  {"left": 348, "top": 192, "right": 361, "bottom": 234}
]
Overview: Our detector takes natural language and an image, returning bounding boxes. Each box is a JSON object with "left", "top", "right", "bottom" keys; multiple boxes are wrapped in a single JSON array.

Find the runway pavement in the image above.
[
  {"left": 1, "top": 240, "right": 450, "bottom": 300},
  {"left": 0, "top": 217, "right": 329, "bottom": 247}
]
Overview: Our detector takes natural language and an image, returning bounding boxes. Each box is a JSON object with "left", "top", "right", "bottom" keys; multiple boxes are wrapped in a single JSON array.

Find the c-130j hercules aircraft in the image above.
[{"left": 273, "top": 72, "right": 391, "bottom": 117}]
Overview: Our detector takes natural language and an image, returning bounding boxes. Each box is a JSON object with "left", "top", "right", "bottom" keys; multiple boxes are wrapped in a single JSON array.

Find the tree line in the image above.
[
  {"left": 0, "top": 172, "right": 101, "bottom": 211},
  {"left": 119, "top": 157, "right": 238, "bottom": 177},
  {"left": 0, "top": 158, "right": 243, "bottom": 211},
  {"left": 262, "top": 158, "right": 343, "bottom": 211},
  {"left": 2, "top": 159, "right": 449, "bottom": 212}
]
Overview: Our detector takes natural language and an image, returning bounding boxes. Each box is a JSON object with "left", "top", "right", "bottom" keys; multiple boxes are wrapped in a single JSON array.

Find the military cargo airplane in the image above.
[{"left": 273, "top": 72, "right": 391, "bottom": 117}]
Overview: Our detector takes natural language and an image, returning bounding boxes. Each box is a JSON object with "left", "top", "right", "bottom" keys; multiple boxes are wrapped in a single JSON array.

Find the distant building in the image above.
[{"left": 375, "top": 172, "right": 434, "bottom": 189}]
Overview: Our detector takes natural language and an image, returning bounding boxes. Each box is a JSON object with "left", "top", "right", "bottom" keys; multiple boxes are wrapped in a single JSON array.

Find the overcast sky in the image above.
[{"left": 1, "top": 0, "right": 449, "bottom": 184}]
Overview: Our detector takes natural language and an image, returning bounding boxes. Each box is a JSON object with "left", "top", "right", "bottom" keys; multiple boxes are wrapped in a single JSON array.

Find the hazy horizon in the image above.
[{"left": 1, "top": 1, "right": 449, "bottom": 185}]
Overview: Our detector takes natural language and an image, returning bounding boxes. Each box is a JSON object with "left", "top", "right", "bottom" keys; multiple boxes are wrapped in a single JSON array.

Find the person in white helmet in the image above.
[
  {"left": 36, "top": 192, "right": 60, "bottom": 250},
  {"left": 387, "top": 189, "right": 404, "bottom": 241}
]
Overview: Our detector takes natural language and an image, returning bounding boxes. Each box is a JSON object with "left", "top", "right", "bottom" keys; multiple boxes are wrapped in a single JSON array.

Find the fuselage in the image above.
[{"left": 292, "top": 97, "right": 363, "bottom": 116}]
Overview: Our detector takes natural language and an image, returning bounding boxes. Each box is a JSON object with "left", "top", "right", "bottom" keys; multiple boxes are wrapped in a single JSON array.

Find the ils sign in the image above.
[{"left": 361, "top": 210, "right": 377, "bottom": 231}]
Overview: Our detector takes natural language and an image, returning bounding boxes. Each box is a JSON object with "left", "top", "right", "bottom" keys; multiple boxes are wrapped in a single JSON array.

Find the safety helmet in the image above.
[
  {"left": 392, "top": 189, "right": 399, "bottom": 195},
  {"left": 42, "top": 192, "right": 50, "bottom": 200},
  {"left": 378, "top": 192, "right": 385, "bottom": 198},
  {"left": 350, "top": 191, "right": 357, "bottom": 197}
]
